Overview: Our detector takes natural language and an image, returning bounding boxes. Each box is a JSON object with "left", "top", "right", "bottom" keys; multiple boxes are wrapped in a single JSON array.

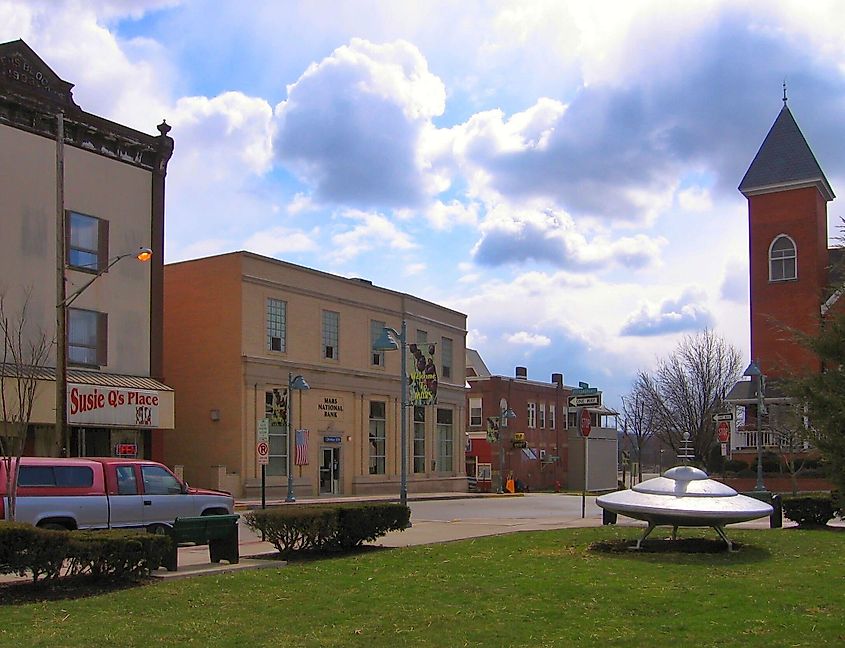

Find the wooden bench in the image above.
[{"left": 163, "top": 514, "right": 240, "bottom": 571}]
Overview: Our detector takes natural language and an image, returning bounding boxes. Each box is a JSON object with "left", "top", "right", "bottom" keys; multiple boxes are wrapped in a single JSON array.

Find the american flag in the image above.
[{"left": 294, "top": 429, "right": 309, "bottom": 465}]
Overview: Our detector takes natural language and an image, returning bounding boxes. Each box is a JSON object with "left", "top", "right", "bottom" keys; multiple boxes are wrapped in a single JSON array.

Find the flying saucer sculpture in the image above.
[{"left": 596, "top": 465, "right": 773, "bottom": 551}]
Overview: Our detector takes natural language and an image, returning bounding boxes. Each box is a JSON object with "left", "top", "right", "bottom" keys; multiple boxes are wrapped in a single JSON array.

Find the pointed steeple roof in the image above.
[{"left": 739, "top": 104, "right": 834, "bottom": 201}]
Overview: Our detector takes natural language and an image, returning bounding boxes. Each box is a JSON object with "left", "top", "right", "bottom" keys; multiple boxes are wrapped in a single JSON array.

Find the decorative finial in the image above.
[
  {"left": 783, "top": 80, "right": 788, "bottom": 105},
  {"left": 157, "top": 119, "right": 171, "bottom": 136}
]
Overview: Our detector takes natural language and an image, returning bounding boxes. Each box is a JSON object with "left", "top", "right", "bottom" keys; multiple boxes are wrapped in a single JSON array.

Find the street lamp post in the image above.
[
  {"left": 286, "top": 372, "right": 310, "bottom": 502},
  {"left": 56, "top": 246, "right": 153, "bottom": 455},
  {"left": 497, "top": 405, "right": 516, "bottom": 494},
  {"left": 743, "top": 360, "right": 767, "bottom": 492},
  {"left": 373, "top": 321, "right": 408, "bottom": 508}
]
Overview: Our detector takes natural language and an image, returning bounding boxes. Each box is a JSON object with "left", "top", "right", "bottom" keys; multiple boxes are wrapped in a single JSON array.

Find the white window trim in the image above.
[{"left": 768, "top": 233, "right": 797, "bottom": 282}]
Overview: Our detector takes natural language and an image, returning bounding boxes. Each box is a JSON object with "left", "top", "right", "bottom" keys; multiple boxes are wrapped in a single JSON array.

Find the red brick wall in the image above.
[{"left": 748, "top": 187, "right": 828, "bottom": 377}]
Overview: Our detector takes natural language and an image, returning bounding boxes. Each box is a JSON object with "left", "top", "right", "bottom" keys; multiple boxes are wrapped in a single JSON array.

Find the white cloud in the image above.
[
  {"left": 620, "top": 287, "right": 714, "bottom": 337},
  {"left": 274, "top": 38, "right": 446, "bottom": 208},
  {"left": 505, "top": 331, "right": 551, "bottom": 347},
  {"left": 472, "top": 203, "right": 666, "bottom": 270},
  {"left": 678, "top": 186, "right": 713, "bottom": 212},
  {"left": 329, "top": 209, "right": 416, "bottom": 262},
  {"left": 242, "top": 226, "right": 319, "bottom": 257}
]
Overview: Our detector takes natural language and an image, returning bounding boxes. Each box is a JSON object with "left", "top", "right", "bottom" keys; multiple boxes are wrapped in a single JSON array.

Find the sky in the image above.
[{"left": 5, "top": 0, "right": 845, "bottom": 411}]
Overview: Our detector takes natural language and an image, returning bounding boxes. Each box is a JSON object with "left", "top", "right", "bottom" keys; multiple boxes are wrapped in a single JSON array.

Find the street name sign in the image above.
[{"left": 712, "top": 412, "right": 734, "bottom": 422}]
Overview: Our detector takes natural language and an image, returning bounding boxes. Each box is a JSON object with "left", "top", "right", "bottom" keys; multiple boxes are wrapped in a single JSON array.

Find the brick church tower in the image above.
[{"left": 738, "top": 98, "right": 835, "bottom": 378}]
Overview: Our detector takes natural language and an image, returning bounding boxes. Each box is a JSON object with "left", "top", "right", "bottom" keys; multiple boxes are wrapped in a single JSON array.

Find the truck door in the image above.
[
  {"left": 108, "top": 464, "right": 147, "bottom": 528},
  {"left": 140, "top": 464, "right": 191, "bottom": 526}
]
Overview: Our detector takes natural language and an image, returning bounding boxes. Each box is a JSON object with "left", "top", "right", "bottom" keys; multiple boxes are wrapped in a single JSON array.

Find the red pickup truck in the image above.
[{"left": 0, "top": 457, "right": 234, "bottom": 531}]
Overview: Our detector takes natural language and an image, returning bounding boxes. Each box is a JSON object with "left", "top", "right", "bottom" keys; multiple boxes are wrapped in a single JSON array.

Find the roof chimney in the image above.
[
  {"left": 551, "top": 373, "right": 563, "bottom": 386},
  {"left": 515, "top": 366, "right": 527, "bottom": 380}
]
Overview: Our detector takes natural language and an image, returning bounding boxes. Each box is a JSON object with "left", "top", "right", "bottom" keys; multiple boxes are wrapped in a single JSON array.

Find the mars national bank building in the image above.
[{"left": 162, "top": 252, "right": 468, "bottom": 499}]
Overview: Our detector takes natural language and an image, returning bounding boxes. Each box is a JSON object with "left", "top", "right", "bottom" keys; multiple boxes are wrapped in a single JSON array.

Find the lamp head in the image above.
[
  {"left": 290, "top": 375, "right": 310, "bottom": 391},
  {"left": 136, "top": 247, "right": 153, "bottom": 262},
  {"left": 373, "top": 327, "right": 399, "bottom": 351}
]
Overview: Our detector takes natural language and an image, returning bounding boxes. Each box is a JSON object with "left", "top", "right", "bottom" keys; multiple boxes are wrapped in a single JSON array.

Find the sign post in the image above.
[
  {"left": 580, "top": 408, "right": 592, "bottom": 518},
  {"left": 257, "top": 418, "right": 269, "bottom": 509}
]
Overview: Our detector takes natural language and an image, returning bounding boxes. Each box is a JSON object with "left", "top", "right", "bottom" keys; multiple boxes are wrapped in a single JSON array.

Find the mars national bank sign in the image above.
[{"left": 68, "top": 384, "right": 161, "bottom": 428}]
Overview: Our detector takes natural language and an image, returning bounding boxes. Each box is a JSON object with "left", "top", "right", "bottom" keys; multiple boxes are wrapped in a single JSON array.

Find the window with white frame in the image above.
[
  {"left": 67, "top": 211, "right": 107, "bottom": 272},
  {"left": 413, "top": 406, "right": 426, "bottom": 473},
  {"left": 527, "top": 402, "right": 536, "bottom": 429},
  {"left": 549, "top": 405, "right": 555, "bottom": 430},
  {"left": 469, "top": 397, "right": 482, "bottom": 427},
  {"left": 769, "top": 235, "right": 797, "bottom": 281},
  {"left": 266, "top": 298, "right": 286, "bottom": 352},
  {"left": 322, "top": 310, "right": 339, "bottom": 359},
  {"left": 539, "top": 403, "right": 546, "bottom": 429},
  {"left": 436, "top": 408, "right": 453, "bottom": 473},
  {"left": 369, "top": 401, "right": 386, "bottom": 474},
  {"left": 441, "top": 337, "right": 453, "bottom": 380},
  {"left": 68, "top": 308, "right": 106, "bottom": 366},
  {"left": 371, "top": 320, "right": 385, "bottom": 366}
]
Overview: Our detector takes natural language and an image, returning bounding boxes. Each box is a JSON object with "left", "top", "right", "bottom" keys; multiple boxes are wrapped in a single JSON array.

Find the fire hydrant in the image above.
[{"left": 554, "top": 480, "right": 561, "bottom": 493}]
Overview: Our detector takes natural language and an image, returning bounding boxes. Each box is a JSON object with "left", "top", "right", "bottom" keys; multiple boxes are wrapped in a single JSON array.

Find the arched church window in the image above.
[{"left": 769, "top": 235, "right": 796, "bottom": 281}]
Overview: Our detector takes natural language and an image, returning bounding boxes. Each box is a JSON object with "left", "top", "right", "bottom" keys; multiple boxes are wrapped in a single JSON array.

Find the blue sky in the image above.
[{"left": 5, "top": 0, "right": 845, "bottom": 410}]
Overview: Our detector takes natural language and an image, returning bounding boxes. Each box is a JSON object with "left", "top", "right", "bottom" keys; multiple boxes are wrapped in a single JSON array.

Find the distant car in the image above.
[{"left": 0, "top": 456, "right": 234, "bottom": 532}]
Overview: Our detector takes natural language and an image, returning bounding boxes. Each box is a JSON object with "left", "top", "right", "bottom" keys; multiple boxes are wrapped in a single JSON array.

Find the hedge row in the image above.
[
  {"left": 244, "top": 503, "right": 410, "bottom": 555},
  {"left": 782, "top": 494, "right": 840, "bottom": 527},
  {"left": 0, "top": 522, "right": 170, "bottom": 582}
]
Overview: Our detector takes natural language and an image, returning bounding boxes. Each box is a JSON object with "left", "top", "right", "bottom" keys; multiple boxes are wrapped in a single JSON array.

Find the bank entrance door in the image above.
[{"left": 320, "top": 447, "right": 340, "bottom": 495}]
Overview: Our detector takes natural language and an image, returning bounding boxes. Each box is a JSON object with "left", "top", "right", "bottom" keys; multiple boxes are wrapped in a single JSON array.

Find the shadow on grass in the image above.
[
  {"left": 248, "top": 543, "right": 392, "bottom": 564},
  {"left": 0, "top": 574, "right": 148, "bottom": 606},
  {"left": 589, "top": 537, "right": 771, "bottom": 564}
]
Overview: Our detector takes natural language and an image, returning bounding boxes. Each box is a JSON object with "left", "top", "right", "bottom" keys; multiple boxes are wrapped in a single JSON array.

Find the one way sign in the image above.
[{"left": 568, "top": 394, "right": 602, "bottom": 408}]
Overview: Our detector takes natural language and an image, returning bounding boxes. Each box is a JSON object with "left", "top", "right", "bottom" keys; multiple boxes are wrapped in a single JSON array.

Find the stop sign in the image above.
[
  {"left": 580, "top": 409, "right": 592, "bottom": 437},
  {"left": 717, "top": 421, "right": 730, "bottom": 443}
]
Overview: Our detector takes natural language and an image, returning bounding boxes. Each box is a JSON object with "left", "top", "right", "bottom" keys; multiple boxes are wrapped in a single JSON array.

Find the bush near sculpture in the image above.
[
  {"left": 0, "top": 522, "right": 170, "bottom": 582},
  {"left": 245, "top": 503, "right": 410, "bottom": 556},
  {"left": 782, "top": 494, "right": 838, "bottom": 527}
]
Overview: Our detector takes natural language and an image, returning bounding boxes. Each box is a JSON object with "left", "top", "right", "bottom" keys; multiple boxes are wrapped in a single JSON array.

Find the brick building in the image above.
[
  {"left": 465, "top": 355, "right": 617, "bottom": 492},
  {"left": 163, "top": 252, "right": 467, "bottom": 498}
]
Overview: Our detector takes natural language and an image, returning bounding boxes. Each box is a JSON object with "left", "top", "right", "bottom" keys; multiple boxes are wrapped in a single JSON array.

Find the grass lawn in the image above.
[{"left": 1, "top": 526, "right": 843, "bottom": 647}]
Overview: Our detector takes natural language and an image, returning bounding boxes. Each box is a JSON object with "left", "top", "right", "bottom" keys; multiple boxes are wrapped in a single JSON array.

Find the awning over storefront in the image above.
[{"left": 0, "top": 364, "right": 174, "bottom": 429}]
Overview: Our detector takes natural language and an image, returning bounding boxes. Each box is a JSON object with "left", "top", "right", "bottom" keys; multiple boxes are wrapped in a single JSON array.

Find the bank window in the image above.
[
  {"left": 539, "top": 403, "right": 546, "bottom": 429},
  {"left": 469, "top": 397, "right": 482, "bottom": 427},
  {"left": 441, "top": 337, "right": 453, "bottom": 380},
  {"left": 371, "top": 320, "right": 385, "bottom": 367},
  {"left": 769, "top": 235, "right": 797, "bottom": 281},
  {"left": 68, "top": 308, "right": 107, "bottom": 366},
  {"left": 369, "top": 401, "right": 386, "bottom": 474},
  {"left": 67, "top": 211, "right": 107, "bottom": 272},
  {"left": 267, "top": 299, "right": 286, "bottom": 352},
  {"left": 323, "top": 310, "right": 339, "bottom": 360},
  {"left": 416, "top": 329, "right": 427, "bottom": 344},
  {"left": 266, "top": 389, "right": 288, "bottom": 477},
  {"left": 414, "top": 406, "right": 426, "bottom": 473},
  {"left": 527, "top": 402, "right": 536, "bottom": 429},
  {"left": 436, "top": 408, "right": 453, "bottom": 473}
]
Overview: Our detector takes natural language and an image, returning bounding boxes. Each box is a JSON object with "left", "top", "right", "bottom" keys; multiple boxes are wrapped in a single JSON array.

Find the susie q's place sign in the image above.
[{"left": 68, "top": 384, "right": 161, "bottom": 428}]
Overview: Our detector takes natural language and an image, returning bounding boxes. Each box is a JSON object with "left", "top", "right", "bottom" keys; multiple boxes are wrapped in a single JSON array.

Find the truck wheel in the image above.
[{"left": 38, "top": 521, "right": 69, "bottom": 531}]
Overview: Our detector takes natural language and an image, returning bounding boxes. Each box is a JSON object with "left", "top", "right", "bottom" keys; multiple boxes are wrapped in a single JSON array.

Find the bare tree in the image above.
[
  {"left": 764, "top": 402, "right": 811, "bottom": 495},
  {"left": 636, "top": 330, "right": 742, "bottom": 467},
  {"left": 1, "top": 291, "right": 53, "bottom": 521},
  {"left": 621, "top": 380, "right": 659, "bottom": 484}
]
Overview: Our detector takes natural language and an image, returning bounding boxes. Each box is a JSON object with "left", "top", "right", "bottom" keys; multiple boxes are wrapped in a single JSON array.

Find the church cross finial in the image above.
[{"left": 783, "top": 80, "right": 788, "bottom": 105}]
